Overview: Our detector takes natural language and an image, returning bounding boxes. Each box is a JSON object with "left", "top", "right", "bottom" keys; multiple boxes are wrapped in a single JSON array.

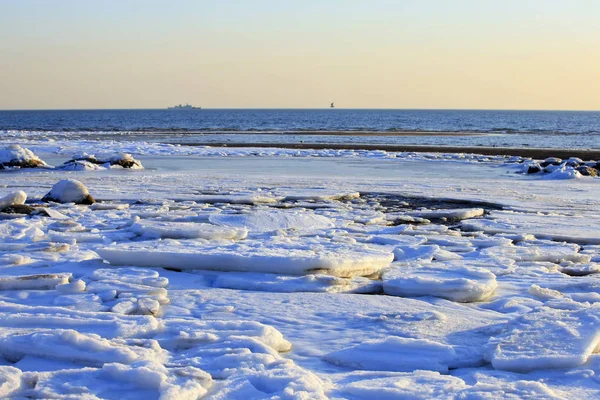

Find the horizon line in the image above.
[{"left": 1, "top": 107, "right": 600, "bottom": 112}]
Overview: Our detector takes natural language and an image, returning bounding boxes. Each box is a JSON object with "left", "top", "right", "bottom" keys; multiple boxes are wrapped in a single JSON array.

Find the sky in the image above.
[{"left": 1, "top": 0, "right": 599, "bottom": 110}]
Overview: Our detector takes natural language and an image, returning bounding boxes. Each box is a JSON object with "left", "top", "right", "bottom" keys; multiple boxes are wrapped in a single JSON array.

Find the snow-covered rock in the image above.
[
  {"left": 58, "top": 153, "right": 144, "bottom": 170},
  {"left": 0, "top": 145, "right": 47, "bottom": 169},
  {"left": 0, "top": 191, "right": 27, "bottom": 210},
  {"left": 42, "top": 179, "right": 96, "bottom": 204}
]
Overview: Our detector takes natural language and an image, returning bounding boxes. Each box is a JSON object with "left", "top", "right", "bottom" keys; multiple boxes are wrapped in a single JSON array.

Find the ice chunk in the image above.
[
  {"left": 0, "top": 273, "right": 71, "bottom": 291},
  {"left": 130, "top": 220, "right": 248, "bottom": 240},
  {"left": 383, "top": 263, "right": 497, "bottom": 302},
  {"left": 24, "top": 362, "right": 211, "bottom": 399},
  {"left": 393, "top": 244, "right": 462, "bottom": 262},
  {"left": 90, "top": 268, "right": 169, "bottom": 288},
  {"left": 338, "top": 371, "right": 467, "bottom": 399},
  {"left": 206, "top": 363, "right": 325, "bottom": 399},
  {"left": 90, "top": 202, "right": 130, "bottom": 210},
  {"left": 162, "top": 319, "right": 292, "bottom": 353},
  {"left": 528, "top": 284, "right": 563, "bottom": 301},
  {"left": 101, "top": 362, "right": 211, "bottom": 399},
  {"left": 324, "top": 336, "right": 457, "bottom": 373},
  {"left": 463, "top": 211, "right": 600, "bottom": 245},
  {"left": 0, "top": 366, "right": 21, "bottom": 397},
  {"left": 209, "top": 209, "right": 334, "bottom": 232},
  {"left": 97, "top": 238, "right": 394, "bottom": 277},
  {"left": 481, "top": 242, "right": 591, "bottom": 263},
  {"left": 0, "top": 329, "right": 163, "bottom": 366},
  {"left": 212, "top": 272, "right": 382, "bottom": 294},
  {"left": 410, "top": 208, "right": 485, "bottom": 221},
  {"left": 56, "top": 279, "right": 87, "bottom": 294},
  {"left": 487, "top": 304, "right": 600, "bottom": 372},
  {"left": 42, "top": 179, "right": 95, "bottom": 204},
  {"left": 560, "top": 263, "right": 600, "bottom": 276},
  {"left": 0, "top": 301, "right": 160, "bottom": 338},
  {"left": 366, "top": 234, "right": 427, "bottom": 247}
]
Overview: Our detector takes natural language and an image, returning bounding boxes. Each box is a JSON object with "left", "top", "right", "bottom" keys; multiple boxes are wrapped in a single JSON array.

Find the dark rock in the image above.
[
  {"left": 577, "top": 166, "right": 599, "bottom": 177},
  {"left": 565, "top": 157, "right": 583, "bottom": 168},
  {"left": 540, "top": 157, "right": 562, "bottom": 168},
  {"left": 0, "top": 159, "right": 47, "bottom": 169},
  {"left": 527, "top": 164, "right": 542, "bottom": 174},
  {"left": 59, "top": 153, "right": 143, "bottom": 170},
  {"left": 1, "top": 204, "right": 37, "bottom": 215}
]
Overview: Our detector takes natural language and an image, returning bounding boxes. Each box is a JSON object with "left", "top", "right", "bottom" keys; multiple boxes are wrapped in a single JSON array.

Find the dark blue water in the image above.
[{"left": 1, "top": 109, "right": 600, "bottom": 134}]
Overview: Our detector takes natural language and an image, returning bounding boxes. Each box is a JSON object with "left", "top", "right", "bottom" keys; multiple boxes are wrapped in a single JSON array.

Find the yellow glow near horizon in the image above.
[{"left": 1, "top": 1, "right": 599, "bottom": 110}]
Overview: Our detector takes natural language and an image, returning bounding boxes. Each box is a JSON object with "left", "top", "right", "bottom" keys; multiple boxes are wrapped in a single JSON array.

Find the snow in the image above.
[{"left": 1, "top": 138, "right": 600, "bottom": 398}]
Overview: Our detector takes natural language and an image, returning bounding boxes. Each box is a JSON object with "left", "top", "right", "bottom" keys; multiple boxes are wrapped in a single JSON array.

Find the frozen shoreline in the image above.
[
  {"left": 170, "top": 142, "right": 600, "bottom": 160},
  {"left": 0, "top": 142, "right": 600, "bottom": 398}
]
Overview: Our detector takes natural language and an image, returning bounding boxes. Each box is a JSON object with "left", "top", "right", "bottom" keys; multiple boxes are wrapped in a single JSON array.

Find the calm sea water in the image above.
[{"left": 1, "top": 109, "right": 599, "bottom": 149}]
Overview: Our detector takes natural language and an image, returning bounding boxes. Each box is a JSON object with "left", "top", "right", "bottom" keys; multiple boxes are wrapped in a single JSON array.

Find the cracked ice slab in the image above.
[
  {"left": 97, "top": 238, "right": 394, "bottom": 277},
  {"left": 487, "top": 303, "right": 600, "bottom": 372},
  {"left": 323, "top": 336, "right": 457, "bottom": 373},
  {"left": 130, "top": 220, "right": 248, "bottom": 240},
  {"left": 208, "top": 209, "right": 335, "bottom": 233}
]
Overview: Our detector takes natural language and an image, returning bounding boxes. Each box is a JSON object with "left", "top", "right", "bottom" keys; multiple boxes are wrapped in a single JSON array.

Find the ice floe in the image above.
[
  {"left": 323, "top": 336, "right": 458, "bottom": 373},
  {"left": 383, "top": 262, "right": 498, "bottom": 302},
  {"left": 97, "top": 238, "right": 394, "bottom": 277},
  {"left": 209, "top": 209, "right": 335, "bottom": 233},
  {"left": 1, "top": 140, "right": 600, "bottom": 397},
  {"left": 486, "top": 303, "right": 600, "bottom": 372},
  {"left": 130, "top": 220, "right": 248, "bottom": 240}
]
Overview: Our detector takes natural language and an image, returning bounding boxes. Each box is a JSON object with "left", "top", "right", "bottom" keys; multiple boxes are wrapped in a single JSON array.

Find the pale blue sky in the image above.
[{"left": 1, "top": 0, "right": 599, "bottom": 109}]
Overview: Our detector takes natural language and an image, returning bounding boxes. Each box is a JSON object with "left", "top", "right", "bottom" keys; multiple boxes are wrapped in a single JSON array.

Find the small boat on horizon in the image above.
[
  {"left": 330, "top": 102, "right": 335, "bottom": 108},
  {"left": 168, "top": 103, "right": 201, "bottom": 110}
]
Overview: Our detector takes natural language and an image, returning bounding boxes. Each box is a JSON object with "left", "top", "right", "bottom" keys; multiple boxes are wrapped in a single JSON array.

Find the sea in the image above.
[{"left": 1, "top": 109, "right": 599, "bottom": 149}]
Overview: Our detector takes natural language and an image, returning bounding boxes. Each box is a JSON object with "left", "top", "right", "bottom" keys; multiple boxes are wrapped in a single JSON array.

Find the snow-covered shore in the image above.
[{"left": 0, "top": 142, "right": 599, "bottom": 399}]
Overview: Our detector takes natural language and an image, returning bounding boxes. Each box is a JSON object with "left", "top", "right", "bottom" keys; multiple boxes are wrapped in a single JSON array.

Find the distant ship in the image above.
[
  {"left": 168, "top": 103, "right": 201, "bottom": 110},
  {"left": 330, "top": 102, "right": 335, "bottom": 108}
]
